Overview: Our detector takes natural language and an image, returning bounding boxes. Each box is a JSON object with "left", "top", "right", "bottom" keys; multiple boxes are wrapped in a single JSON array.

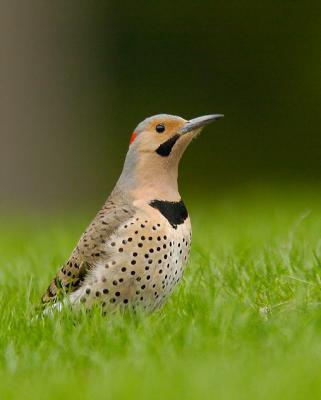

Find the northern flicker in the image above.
[{"left": 42, "top": 113, "right": 223, "bottom": 313}]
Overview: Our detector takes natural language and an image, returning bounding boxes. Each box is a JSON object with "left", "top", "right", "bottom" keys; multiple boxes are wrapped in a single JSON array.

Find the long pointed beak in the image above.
[{"left": 179, "top": 114, "right": 224, "bottom": 134}]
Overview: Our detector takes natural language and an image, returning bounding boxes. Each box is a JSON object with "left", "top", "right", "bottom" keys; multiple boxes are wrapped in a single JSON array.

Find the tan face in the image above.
[
  {"left": 117, "top": 113, "right": 223, "bottom": 201},
  {"left": 129, "top": 115, "right": 189, "bottom": 158}
]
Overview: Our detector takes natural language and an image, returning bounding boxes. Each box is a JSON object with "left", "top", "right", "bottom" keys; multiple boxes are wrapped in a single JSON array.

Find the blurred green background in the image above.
[
  {"left": 0, "top": 3, "right": 321, "bottom": 399},
  {"left": 0, "top": 1, "right": 320, "bottom": 210}
]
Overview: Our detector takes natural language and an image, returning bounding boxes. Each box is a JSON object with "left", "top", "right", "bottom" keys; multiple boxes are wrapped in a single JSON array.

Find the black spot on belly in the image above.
[
  {"left": 156, "top": 134, "right": 180, "bottom": 157},
  {"left": 149, "top": 200, "right": 188, "bottom": 228}
]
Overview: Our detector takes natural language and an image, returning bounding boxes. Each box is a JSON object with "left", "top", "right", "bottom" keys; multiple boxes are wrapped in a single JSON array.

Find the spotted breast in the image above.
[{"left": 69, "top": 199, "right": 191, "bottom": 313}]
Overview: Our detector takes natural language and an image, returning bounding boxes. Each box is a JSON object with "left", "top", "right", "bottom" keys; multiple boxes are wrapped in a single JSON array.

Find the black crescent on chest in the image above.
[{"left": 149, "top": 199, "right": 188, "bottom": 229}]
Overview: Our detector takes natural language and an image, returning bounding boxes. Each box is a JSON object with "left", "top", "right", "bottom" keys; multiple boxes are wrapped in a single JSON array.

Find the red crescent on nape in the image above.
[{"left": 129, "top": 131, "right": 137, "bottom": 145}]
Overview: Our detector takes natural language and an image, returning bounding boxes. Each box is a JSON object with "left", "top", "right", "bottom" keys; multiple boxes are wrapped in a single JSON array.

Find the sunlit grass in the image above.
[{"left": 0, "top": 185, "right": 321, "bottom": 399}]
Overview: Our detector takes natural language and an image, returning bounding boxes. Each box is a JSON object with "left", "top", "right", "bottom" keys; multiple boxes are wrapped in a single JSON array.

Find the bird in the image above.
[{"left": 42, "top": 113, "right": 223, "bottom": 313}]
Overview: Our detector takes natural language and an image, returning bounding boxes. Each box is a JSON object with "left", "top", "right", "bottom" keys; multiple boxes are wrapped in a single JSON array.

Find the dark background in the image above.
[{"left": 1, "top": 1, "right": 320, "bottom": 210}]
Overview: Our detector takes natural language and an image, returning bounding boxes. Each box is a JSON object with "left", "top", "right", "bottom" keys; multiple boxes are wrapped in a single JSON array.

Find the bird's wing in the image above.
[{"left": 42, "top": 191, "right": 136, "bottom": 303}]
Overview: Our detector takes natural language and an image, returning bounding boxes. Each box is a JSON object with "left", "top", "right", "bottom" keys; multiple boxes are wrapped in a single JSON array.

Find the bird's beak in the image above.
[{"left": 179, "top": 114, "right": 224, "bottom": 135}]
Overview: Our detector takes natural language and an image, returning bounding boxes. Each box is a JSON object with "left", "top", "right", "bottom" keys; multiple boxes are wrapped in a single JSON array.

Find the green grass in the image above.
[{"left": 1, "top": 185, "right": 321, "bottom": 399}]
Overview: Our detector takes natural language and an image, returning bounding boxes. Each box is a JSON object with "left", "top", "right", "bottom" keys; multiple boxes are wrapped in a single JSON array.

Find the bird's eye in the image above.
[{"left": 156, "top": 124, "right": 165, "bottom": 133}]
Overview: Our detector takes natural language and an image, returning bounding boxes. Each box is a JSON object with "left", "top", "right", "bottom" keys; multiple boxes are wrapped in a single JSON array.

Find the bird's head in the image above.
[
  {"left": 117, "top": 113, "right": 223, "bottom": 201},
  {"left": 128, "top": 113, "right": 223, "bottom": 157}
]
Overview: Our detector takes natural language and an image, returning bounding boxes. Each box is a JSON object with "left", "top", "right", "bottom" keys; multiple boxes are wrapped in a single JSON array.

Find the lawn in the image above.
[{"left": 0, "top": 185, "right": 321, "bottom": 399}]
